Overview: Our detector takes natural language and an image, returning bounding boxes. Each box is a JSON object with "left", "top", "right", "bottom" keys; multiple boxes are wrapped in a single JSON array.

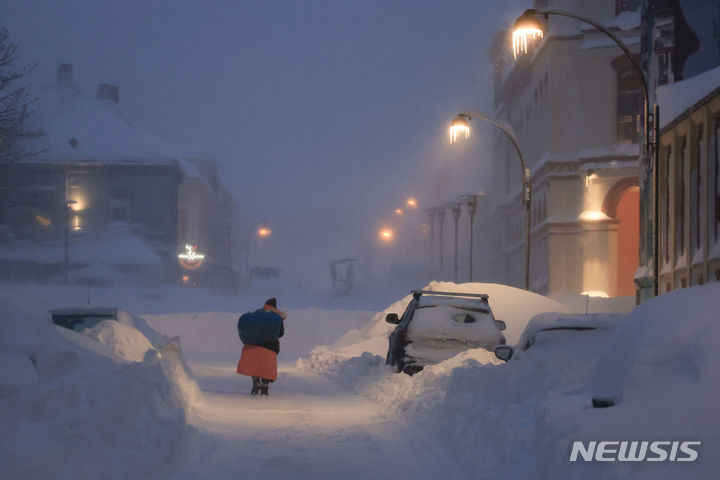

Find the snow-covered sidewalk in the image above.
[{"left": 172, "top": 358, "right": 469, "bottom": 480}]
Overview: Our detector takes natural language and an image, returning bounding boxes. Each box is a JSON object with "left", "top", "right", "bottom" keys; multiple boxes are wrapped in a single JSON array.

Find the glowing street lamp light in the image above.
[
  {"left": 395, "top": 208, "right": 404, "bottom": 216},
  {"left": 246, "top": 222, "right": 271, "bottom": 282},
  {"left": 406, "top": 197, "right": 418, "bottom": 209},
  {"left": 512, "top": 11, "right": 544, "bottom": 58},
  {"left": 450, "top": 110, "right": 531, "bottom": 290},
  {"left": 379, "top": 228, "right": 394, "bottom": 242},
  {"left": 449, "top": 116, "right": 470, "bottom": 143},
  {"left": 512, "top": 7, "right": 659, "bottom": 298}
]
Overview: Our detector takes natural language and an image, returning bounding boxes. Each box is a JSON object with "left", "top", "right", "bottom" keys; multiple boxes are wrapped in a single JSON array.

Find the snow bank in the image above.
[
  {"left": 0, "top": 289, "right": 199, "bottom": 479},
  {"left": 298, "top": 282, "right": 627, "bottom": 477},
  {"left": 536, "top": 284, "right": 720, "bottom": 479},
  {"left": 80, "top": 320, "right": 154, "bottom": 362}
]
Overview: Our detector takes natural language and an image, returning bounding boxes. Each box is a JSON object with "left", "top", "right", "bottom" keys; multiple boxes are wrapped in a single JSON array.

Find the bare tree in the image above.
[{"left": 0, "top": 26, "right": 42, "bottom": 161}]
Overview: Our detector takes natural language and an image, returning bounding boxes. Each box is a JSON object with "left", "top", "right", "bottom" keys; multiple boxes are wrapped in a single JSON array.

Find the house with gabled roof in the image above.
[{"left": 0, "top": 64, "right": 240, "bottom": 289}]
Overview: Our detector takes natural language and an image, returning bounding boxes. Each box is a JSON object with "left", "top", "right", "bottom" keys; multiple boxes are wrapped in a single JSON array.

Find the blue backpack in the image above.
[{"left": 237, "top": 309, "right": 283, "bottom": 345}]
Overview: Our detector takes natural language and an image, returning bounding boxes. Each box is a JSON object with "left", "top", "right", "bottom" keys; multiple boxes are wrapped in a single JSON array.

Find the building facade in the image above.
[
  {"left": 639, "top": 0, "right": 720, "bottom": 294},
  {"left": 487, "top": 0, "right": 642, "bottom": 298},
  {"left": 177, "top": 157, "right": 241, "bottom": 291},
  {"left": 0, "top": 64, "right": 241, "bottom": 289}
]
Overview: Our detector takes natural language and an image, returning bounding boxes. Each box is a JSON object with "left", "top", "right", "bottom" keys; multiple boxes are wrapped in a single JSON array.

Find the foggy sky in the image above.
[{"left": 3, "top": 0, "right": 527, "bottom": 288}]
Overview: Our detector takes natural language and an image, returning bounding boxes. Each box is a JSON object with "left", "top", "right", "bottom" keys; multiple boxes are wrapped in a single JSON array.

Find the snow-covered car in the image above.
[
  {"left": 493, "top": 313, "right": 622, "bottom": 362},
  {"left": 51, "top": 306, "right": 124, "bottom": 331},
  {"left": 385, "top": 290, "right": 507, "bottom": 375},
  {"left": 50, "top": 306, "right": 171, "bottom": 361}
]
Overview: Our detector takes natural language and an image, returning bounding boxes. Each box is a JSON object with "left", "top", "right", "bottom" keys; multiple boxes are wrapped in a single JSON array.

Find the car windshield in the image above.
[
  {"left": 521, "top": 327, "right": 598, "bottom": 352},
  {"left": 416, "top": 296, "right": 490, "bottom": 313},
  {"left": 52, "top": 314, "right": 116, "bottom": 331}
]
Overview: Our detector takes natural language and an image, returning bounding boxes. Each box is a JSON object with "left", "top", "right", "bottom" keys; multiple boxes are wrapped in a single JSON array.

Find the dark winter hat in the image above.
[{"left": 264, "top": 298, "right": 277, "bottom": 308}]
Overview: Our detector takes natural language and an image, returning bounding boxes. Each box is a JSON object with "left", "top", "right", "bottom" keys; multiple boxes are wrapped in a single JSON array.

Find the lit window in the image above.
[{"left": 617, "top": 67, "right": 641, "bottom": 144}]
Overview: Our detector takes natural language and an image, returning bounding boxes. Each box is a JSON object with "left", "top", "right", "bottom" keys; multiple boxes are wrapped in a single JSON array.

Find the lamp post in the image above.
[
  {"left": 450, "top": 111, "right": 531, "bottom": 290},
  {"left": 512, "top": 8, "right": 659, "bottom": 297},
  {"left": 63, "top": 199, "right": 77, "bottom": 286},
  {"left": 458, "top": 194, "right": 484, "bottom": 282},
  {"left": 425, "top": 208, "right": 436, "bottom": 267},
  {"left": 246, "top": 223, "right": 271, "bottom": 283},
  {"left": 447, "top": 202, "right": 461, "bottom": 283},
  {"left": 437, "top": 206, "right": 446, "bottom": 277}
]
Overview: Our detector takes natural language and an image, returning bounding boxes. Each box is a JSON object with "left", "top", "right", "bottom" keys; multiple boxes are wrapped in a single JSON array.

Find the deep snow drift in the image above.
[
  {"left": 0, "top": 288, "right": 199, "bottom": 479},
  {"left": 300, "top": 282, "right": 720, "bottom": 478},
  {"left": 1, "top": 281, "right": 718, "bottom": 479}
]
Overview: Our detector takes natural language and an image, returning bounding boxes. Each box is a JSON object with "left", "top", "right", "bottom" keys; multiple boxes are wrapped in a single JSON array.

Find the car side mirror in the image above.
[
  {"left": 494, "top": 345, "right": 513, "bottom": 361},
  {"left": 495, "top": 320, "right": 507, "bottom": 331},
  {"left": 385, "top": 313, "right": 400, "bottom": 324}
]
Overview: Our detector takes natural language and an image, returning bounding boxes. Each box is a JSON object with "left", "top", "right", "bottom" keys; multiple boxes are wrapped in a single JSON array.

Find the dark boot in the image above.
[
  {"left": 251, "top": 377, "right": 261, "bottom": 395},
  {"left": 260, "top": 378, "right": 269, "bottom": 396}
]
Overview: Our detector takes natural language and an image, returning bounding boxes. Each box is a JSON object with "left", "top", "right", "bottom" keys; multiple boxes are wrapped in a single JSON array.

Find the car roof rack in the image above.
[{"left": 412, "top": 290, "right": 489, "bottom": 301}]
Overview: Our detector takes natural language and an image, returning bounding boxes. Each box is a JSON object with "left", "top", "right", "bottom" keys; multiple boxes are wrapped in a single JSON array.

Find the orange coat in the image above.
[{"left": 236, "top": 344, "right": 278, "bottom": 381}]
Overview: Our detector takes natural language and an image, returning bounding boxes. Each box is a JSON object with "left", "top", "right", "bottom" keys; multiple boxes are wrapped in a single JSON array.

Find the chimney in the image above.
[
  {"left": 57, "top": 64, "right": 73, "bottom": 87},
  {"left": 96, "top": 83, "right": 119, "bottom": 104}
]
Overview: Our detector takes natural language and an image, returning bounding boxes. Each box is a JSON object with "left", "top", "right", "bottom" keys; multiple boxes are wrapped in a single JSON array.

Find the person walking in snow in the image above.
[{"left": 236, "top": 298, "right": 286, "bottom": 396}]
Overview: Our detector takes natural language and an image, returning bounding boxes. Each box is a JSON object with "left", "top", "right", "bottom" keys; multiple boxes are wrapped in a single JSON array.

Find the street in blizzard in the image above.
[{"left": 1, "top": 0, "right": 719, "bottom": 479}]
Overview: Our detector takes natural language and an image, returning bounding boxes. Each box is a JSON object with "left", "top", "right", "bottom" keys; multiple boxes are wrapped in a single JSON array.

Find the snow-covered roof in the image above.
[
  {"left": 656, "top": 65, "right": 720, "bottom": 129},
  {"left": 24, "top": 84, "right": 181, "bottom": 161}
]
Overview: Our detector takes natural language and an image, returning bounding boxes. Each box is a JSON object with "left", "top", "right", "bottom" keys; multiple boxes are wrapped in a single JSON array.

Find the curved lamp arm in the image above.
[
  {"left": 457, "top": 110, "right": 530, "bottom": 206},
  {"left": 523, "top": 7, "right": 651, "bottom": 153}
]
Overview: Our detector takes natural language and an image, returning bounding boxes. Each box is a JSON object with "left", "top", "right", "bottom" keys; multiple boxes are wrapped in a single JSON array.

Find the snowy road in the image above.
[{"left": 173, "top": 357, "right": 469, "bottom": 480}]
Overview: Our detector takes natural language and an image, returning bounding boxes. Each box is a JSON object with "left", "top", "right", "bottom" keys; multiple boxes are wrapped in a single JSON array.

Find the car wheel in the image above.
[
  {"left": 395, "top": 357, "right": 405, "bottom": 373},
  {"left": 402, "top": 364, "right": 423, "bottom": 376}
]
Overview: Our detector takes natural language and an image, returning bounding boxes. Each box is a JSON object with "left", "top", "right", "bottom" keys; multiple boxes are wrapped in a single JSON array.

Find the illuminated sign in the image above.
[{"left": 178, "top": 244, "right": 205, "bottom": 270}]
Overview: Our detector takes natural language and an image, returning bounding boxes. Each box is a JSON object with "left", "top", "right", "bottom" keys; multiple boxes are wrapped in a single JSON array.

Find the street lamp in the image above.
[
  {"left": 379, "top": 227, "right": 395, "bottom": 242},
  {"left": 447, "top": 202, "right": 462, "bottom": 283},
  {"left": 425, "top": 208, "right": 437, "bottom": 266},
  {"left": 246, "top": 223, "right": 271, "bottom": 282},
  {"left": 512, "top": 7, "right": 659, "bottom": 297},
  {"left": 63, "top": 199, "right": 77, "bottom": 286},
  {"left": 450, "top": 111, "right": 531, "bottom": 290},
  {"left": 458, "top": 193, "right": 485, "bottom": 282},
  {"left": 436, "top": 206, "right": 446, "bottom": 276}
]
